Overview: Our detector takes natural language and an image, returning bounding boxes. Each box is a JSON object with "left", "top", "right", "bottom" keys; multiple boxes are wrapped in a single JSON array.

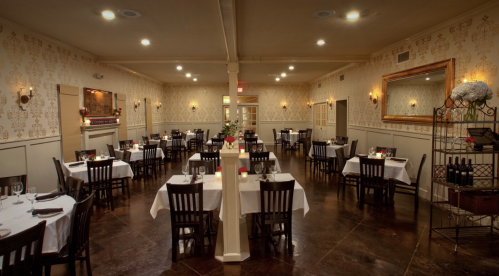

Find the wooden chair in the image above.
[
  {"left": 168, "top": 137, "right": 183, "bottom": 161},
  {"left": 312, "top": 141, "right": 332, "bottom": 174},
  {"left": 75, "top": 150, "right": 96, "bottom": 161},
  {"left": 245, "top": 137, "right": 258, "bottom": 152},
  {"left": 272, "top": 129, "right": 281, "bottom": 151},
  {"left": 244, "top": 133, "right": 255, "bottom": 140},
  {"left": 107, "top": 144, "right": 116, "bottom": 158},
  {"left": 257, "top": 180, "right": 295, "bottom": 257},
  {"left": 157, "top": 139, "right": 168, "bottom": 173},
  {"left": 189, "top": 160, "right": 215, "bottom": 175},
  {"left": 336, "top": 136, "right": 348, "bottom": 145},
  {"left": 336, "top": 148, "right": 359, "bottom": 200},
  {"left": 0, "top": 221, "right": 46, "bottom": 276},
  {"left": 66, "top": 176, "right": 84, "bottom": 202},
  {"left": 359, "top": 158, "right": 388, "bottom": 206},
  {"left": 211, "top": 138, "right": 224, "bottom": 149},
  {"left": 280, "top": 130, "right": 291, "bottom": 151},
  {"left": 250, "top": 160, "right": 275, "bottom": 175},
  {"left": 142, "top": 136, "right": 150, "bottom": 146},
  {"left": 296, "top": 130, "right": 307, "bottom": 151},
  {"left": 195, "top": 131, "right": 205, "bottom": 152},
  {"left": 166, "top": 183, "right": 213, "bottom": 262},
  {"left": 0, "top": 175, "right": 27, "bottom": 196},
  {"left": 42, "top": 191, "right": 95, "bottom": 276},
  {"left": 200, "top": 152, "right": 220, "bottom": 167},
  {"left": 205, "top": 129, "right": 210, "bottom": 144},
  {"left": 53, "top": 157, "right": 66, "bottom": 192},
  {"left": 304, "top": 137, "right": 314, "bottom": 170},
  {"left": 135, "top": 145, "right": 157, "bottom": 178},
  {"left": 150, "top": 133, "right": 160, "bottom": 140},
  {"left": 171, "top": 129, "right": 180, "bottom": 135},
  {"left": 218, "top": 132, "right": 226, "bottom": 139},
  {"left": 87, "top": 159, "right": 114, "bottom": 210},
  {"left": 121, "top": 150, "right": 134, "bottom": 175},
  {"left": 348, "top": 140, "right": 358, "bottom": 159},
  {"left": 395, "top": 154, "right": 426, "bottom": 209},
  {"left": 119, "top": 140, "right": 133, "bottom": 149},
  {"left": 376, "top": 147, "right": 397, "bottom": 157},
  {"left": 249, "top": 151, "right": 270, "bottom": 161}
]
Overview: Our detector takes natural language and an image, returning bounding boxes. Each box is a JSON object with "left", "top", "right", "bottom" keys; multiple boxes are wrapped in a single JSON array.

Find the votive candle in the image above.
[
  {"left": 240, "top": 149, "right": 245, "bottom": 154},
  {"left": 376, "top": 153, "right": 382, "bottom": 159},
  {"left": 215, "top": 171, "right": 222, "bottom": 178},
  {"left": 241, "top": 171, "right": 248, "bottom": 182}
]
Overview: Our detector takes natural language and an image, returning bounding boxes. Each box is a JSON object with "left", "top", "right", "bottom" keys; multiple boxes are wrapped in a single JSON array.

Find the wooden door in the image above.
[{"left": 314, "top": 103, "right": 327, "bottom": 140}]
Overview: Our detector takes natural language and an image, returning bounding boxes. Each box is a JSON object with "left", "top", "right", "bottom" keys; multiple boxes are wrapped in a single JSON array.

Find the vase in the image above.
[
  {"left": 226, "top": 142, "right": 234, "bottom": 149},
  {"left": 466, "top": 143, "right": 473, "bottom": 152},
  {"left": 464, "top": 102, "right": 479, "bottom": 121}
]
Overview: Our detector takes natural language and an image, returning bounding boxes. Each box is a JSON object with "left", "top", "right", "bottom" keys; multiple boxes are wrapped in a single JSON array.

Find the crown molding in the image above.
[
  {"left": 371, "top": 0, "right": 499, "bottom": 56},
  {"left": 0, "top": 16, "right": 96, "bottom": 59}
]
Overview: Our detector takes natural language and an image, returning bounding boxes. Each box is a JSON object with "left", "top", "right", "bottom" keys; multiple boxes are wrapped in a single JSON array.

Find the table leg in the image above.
[{"left": 388, "top": 179, "right": 396, "bottom": 206}]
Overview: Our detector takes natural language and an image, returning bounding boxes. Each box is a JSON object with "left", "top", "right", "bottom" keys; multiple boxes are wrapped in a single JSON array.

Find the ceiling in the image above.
[{"left": 0, "top": 0, "right": 492, "bottom": 84}]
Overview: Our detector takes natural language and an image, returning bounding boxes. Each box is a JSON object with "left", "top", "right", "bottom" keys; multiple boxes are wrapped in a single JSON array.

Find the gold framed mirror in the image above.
[{"left": 381, "top": 58, "right": 454, "bottom": 124}]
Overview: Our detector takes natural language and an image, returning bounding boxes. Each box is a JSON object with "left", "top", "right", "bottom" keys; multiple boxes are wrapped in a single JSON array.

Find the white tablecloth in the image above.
[
  {"left": 62, "top": 160, "right": 134, "bottom": 182},
  {"left": 114, "top": 148, "right": 165, "bottom": 162},
  {"left": 150, "top": 173, "right": 309, "bottom": 220},
  {"left": 149, "top": 139, "right": 186, "bottom": 147},
  {"left": 0, "top": 195, "right": 75, "bottom": 255},
  {"left": 188, "top": 152, "right": 281, "bottom": 172},
  {"left": 277, "top": 132, "right": 300, "bottom": 145},
  {"left": 150, "top": 175, "right": 223, "bottom": 218},
  {"left": 342, "top": 157, "right": 413, "bottom": 184},
  {"left": 309, "top": 144, "right": 350, "bottom": 158}
]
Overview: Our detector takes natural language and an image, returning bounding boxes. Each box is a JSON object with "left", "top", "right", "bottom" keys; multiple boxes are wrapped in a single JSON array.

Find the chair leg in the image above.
[
  {"left": 68, "top": 259, "right": 76, "bottom": 276},
  {"left": 172, "top": 228, "right": 178, "bottom": 262},
  {"left": 415, "top": 185, "right": 419, "bottom": 209},
  {"left": 44, "top": 265, "right": 51, "bottom": 276},
  {"left": 261, "top": 218, "right": 266, "bottom": 257},
  {"left": 107, "top": 188, "right": 114, "bottom": 211},
  {"left": 287, "top": 222, "right": 292, "bottom": 255},
  {"left": 126, "top": 178, "right": 131, "bottom": 199},
  {"left": 85, "top": 245, "right": 92, "bottom": 276},
  {"left": 199, "top": 225, "right": 205, "bottom": 259}
]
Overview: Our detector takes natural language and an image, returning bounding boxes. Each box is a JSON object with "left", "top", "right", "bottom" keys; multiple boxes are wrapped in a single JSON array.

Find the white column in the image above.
[
  {"left": 215, "top": 140, "right": 250, "bottom": 262},
  {"left": 227, "top": 62, "right": 239, "bottom": 122}
]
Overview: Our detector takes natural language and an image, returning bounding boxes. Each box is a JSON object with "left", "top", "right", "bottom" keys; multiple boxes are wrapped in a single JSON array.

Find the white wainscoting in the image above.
[
  {"left": 0, "top": 136, "right": 62, "bottom": 193},
  {"left": 127, "top": 125, "right": 147, "bottom": 143}
]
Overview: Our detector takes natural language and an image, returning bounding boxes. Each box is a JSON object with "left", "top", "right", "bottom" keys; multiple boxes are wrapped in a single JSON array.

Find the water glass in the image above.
[
  {"left": 100, "top": 150, "right": 105, "bottom": 159},
  {"left": 254, "top": 164, "right": 262, "bottom": 181},
  {"left": 369, "top": 147, "right": 376, "bottom": 158},
  {"left": 104, "top": 150, "right": 109, "bottom": 159},
  {"left": 182, "top": 165, "right": 189, "bottom": 182},
  {"left": 257, "top": 147, "right": 262, "bottom": 153},
  {"left": 12, "top": 182, "right": 24, "bottom": 205},
  {"left": 25, "top": 187, "right": 37, "bottom": 212},
  {"left": 271, "top": 165, "right": 278, "bottom": 181},
  {"left": 386, "top": 149, "right": 392, "bottom": 159},
  {"left": 199, "top": 166, "right": 206, "bottom": 181}
]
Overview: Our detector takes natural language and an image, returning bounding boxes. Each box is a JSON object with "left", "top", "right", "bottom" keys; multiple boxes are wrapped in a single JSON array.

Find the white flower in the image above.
[{"left": 451, "top": 81, "right": 492, "bottom": 103}]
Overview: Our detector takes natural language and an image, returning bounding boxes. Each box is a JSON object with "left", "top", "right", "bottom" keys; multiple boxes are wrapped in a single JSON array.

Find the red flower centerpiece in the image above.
[
  {"left": 464, "top": 137, "right": 475, "bottom": 151},
  {"left": 225, "top": 136, "right": 235, "bottom": 149},
  {"left": 238, "top": 167, "right": 247, "bottom": 173},
  {"left": 88, "top": 154, "right": 95, "bottom": 161},
  {"left": 79, "top": 108, "right": 88, "bottom": 123},
  {"left": 217, "top": 166, "right": 222, "bottom": 172}
]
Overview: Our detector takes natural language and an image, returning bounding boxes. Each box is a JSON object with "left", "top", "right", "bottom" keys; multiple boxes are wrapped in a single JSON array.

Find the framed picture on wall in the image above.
[{"left": 83, "top": 87, "right": 113, "bottom": 117}]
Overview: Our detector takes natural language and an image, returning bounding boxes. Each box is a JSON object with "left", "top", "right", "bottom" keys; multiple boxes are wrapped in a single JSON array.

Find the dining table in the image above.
[
  {"left": 342, "top": 156, "right": 413, "bottom": 204},
  {"left": 308, "top": 143, "right": 350, "bottom": 158},
  {"left": 62, "top": 160, "right": 134, "bottom": 182},
  {"left": 114, "top": 147, "right": 165, "bottom": 162},
  {"left": 150, "top": 173, "right": 309, "bottom": 220},
  {"left": 188, "top": 152, "right": 281, "bottom": 172},
  {"left": 276, "top": 131, "right": 300, "bottom": 146},
  {"left": 0, "top": 194, "right": 75, "bottom": 259}
]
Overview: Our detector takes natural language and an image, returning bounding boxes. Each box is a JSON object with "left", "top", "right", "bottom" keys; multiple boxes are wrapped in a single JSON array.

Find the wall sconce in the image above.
[
  {"left": 192, "top": 103, "right": 196, "bottom": 112},
  {"left": 157, "top": 102, "right": 162, "bottom": 110},
  {"left": 307, "top": 102, "right": 312, "bottom": 108},
  {"left": 18, "top": 86, "right": 34, "bottom": 110},
  {"left": 410, "top": 100, "right": 416, "bottom": 108},
  {"left": 326, "top": 99, "right": 332, "bottom": 109},
  {"left": 369, "top": 92, "right": 378, "bottom": 109},
  {"left": 134, "top": 100, "right": 140, "bottom": 110},
  {"left": 282, "top": 103, "right": 287, "bottom": 111}
]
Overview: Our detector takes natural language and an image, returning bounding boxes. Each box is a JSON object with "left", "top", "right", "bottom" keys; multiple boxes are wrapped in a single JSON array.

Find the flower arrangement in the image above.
[
  {"left": 113, "top": 108, "right": 122, "bottom": 118},
  {"left": 238, "top": 167, "right": 247, "bottom": 173},
  {"left": 239, "top": 146, "right": 244, "bottom": 150},
  {"left": 89, "top": 154, "right": 95, "bottom": 161},
  {"left": 225, "top": 136, "right": 235, "bottom": 143},
  {"left": 464, "top": 137, "right": 475, "bottom": 151},
  {"left": 451, "top": 81, "right": 493, "bottom": 121},
  {"left": 223, "top": 120, "right": 239, "bottom": 137},
  {"left": 79, "top": 108, "right": 88, "bottom": 123},
  {"left": 216, "top": 166, "right": 222, "bottom": 172}
]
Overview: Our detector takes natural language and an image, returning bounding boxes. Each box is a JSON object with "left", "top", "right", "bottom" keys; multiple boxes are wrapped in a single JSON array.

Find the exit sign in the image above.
[{"left": 238, "top": 87, "right": 243, "bottom": 93}]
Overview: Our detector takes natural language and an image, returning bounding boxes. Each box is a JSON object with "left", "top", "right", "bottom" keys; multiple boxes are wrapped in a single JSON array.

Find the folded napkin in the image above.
[
  {"left": 390, "top": 158, "right": 406, "bottom": 162},
  {"left": 35, "top": 191, "right": 66, "bottom": 201},
  {"left": 32, "top": 208, "right": 63, "bottom": 215},
  {"left": 190, "top": 173, "right": 198, "bottom": 184},
  {"left": 68, "top": 162, "right": 84, "bottom": 167}
]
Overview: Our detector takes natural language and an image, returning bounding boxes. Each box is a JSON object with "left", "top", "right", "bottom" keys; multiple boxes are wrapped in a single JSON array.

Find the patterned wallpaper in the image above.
[
  {"left": 386, "top": 82, "right": 444, "bottom": 116},
  {"left": 0, "top": 24, "right": 166, "bottom": 142},
  {"left": 311, "top": 8, "right": 499, "bottom": 134},
  {"left": 163, "top": 83, "right": 311, "bottom": 122}
]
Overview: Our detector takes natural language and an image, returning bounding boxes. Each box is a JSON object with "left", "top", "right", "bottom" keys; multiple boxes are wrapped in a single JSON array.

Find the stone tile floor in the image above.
[{"left": 50, "top": 148, "right": 499, "bottom": 275}]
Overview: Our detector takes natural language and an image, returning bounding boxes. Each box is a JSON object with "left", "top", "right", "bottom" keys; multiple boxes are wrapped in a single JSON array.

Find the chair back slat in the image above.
[
  {"left": 359, "top": 158, "right": 385, "bottom": 189},
  {"left": 335, "top": 148, "right": 347, "bottom": 171},
  {"left": 249, "top": 152, "right": 270, "bottom": 161},
  {"left": 122, "top": 150, "right": 132, "bottom": 163},
  {"left": 349, "top": 140, "right": 358, "bottom": 158},
  {"left": 167, "top": 183, "right": 204, "bottom": 227},
  {"left": 107, "top": 144, "right": 116, "bottom": 158},
  {"left": 0, "top": 175, "right": 27, "bottom": 196},
  {"left": 280, "top": 130, "right": 290, "bottom": 142},
  {"left": 53, "top": 157, "right": 66, "bottom": 192},
  {"left": 172, "top": 137, "right": 182, "bottom": 151},
  {"left": 143, "top": 145, "right": 157, "bottom": 166},
  {"left": 86, "top": 160, "right": 113, "bottom": 192},
  {"left": 68, "top": 191, "right": 95, "bottom": 258},
  {"left": 260, "top": 180, "right": 295, "bottom": 222},
  {"left": 66, "top": 176, "right": 84, "bottom": 202},
  {"left": 200, "top": 152, "right": 220, "bottom": 167},
  {"left": 312, "top": 141, "right": 327, "bottom": 159}
]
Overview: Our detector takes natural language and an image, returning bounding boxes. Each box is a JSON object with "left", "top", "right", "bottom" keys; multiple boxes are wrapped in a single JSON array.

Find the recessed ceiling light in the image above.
[
  {"left": 426, "top": 78, "right": 430, "bottom": 80},
  {"left": 317, "top": 40, "right": 325, "bottom": 45},
  {"left": 102, "top": 11, "right": 115, "bottom": 19},
  {"left": 313, "top": 10, "right": 335, "bottom": 18},
  {"left": 141, "top": 39, "right": 150, "bottom": 45},
  {"left": 289, "top": 66, "right": 294, "bottom": 70},
  {"left": 276, "top": 78, "right": 280, "bottom": 81},
  {"left": 118, "top": 9, "right": 142, "bottom": 18},
  {"left": 347, "top": 12, "right": 359, "bottom": 19},
  {"left": 176, "top": 66, "right": 182, "bottom": 71},
  {"left": 281, "top": 73, "right": 287, "bottom": 77},
  {"left": 193, "top": 78, "right": 197, "bottom": 81},
  {"left": 186, "top": 73, "right": 192, "bottom": 78}
]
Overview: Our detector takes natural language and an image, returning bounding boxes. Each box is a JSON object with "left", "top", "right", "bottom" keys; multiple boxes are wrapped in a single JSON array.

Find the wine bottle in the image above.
[
  {"left": 460, "top": 158, "right": 468, "bottom": 186},
  {"left": 453, "top": 157, "right": 460, "bottom": 185},
  {"left": 446, "top": 157, "right": 453, "bottom": 183},
  {"left": 467, "top": 159, "right": 474, "bottom": 186}
]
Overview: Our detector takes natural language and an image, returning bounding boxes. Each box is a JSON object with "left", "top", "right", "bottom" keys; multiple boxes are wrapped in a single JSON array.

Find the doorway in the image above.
[
  {"left": 223, "top": 106, "right": 258, "bottom": 133},
  {"left": 336, "top": 100, "right": 347, "bottom": 137},
  {"left": 314, "top": 103, "right": 327, "bottom": 140}
]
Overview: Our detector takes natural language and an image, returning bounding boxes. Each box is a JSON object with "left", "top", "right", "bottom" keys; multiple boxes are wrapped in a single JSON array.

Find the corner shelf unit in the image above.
[{"left": 430, "top": 97, "right": 499, "bottom": 252}]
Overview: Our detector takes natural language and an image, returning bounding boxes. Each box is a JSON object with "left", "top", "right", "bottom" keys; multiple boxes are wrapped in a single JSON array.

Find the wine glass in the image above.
[
  {"left": 139, "top": 140, "right": 143, "bottom": 147},
  {"left": 104, "top": 150, "right": 109, "bottom": 159},
  {"left": 213, "top": 146, "right": 218, "bottom": 153},
  {"left": 12, "top": 182, "right": 24, "bottom": 205},
  {"left": 100, "top": 150, "right": 105, "bottom": 159},
  {"left": 386, "top": 149, "right": 392, "bottom": 159},
  {"left": 252, "top": 146, "right": 257, "bottom": 153},
  {"left": 182, "top": 165, "right": 189, "bottom": 182},
  {"left": 126, "top": 142, "right": 130, "bottom": 149},
  {"left": 271, "top": 165, "right": 278, "bottom": 181},
  {"left": 368, "top": 147, "right": 376, "bottom": 158},
  {"left": 257, "top": 146, "right": 262, "bottom": 153},
  {"left": 204, "top": 145, "right": 209, "bottom": 152},
  {"left": 82, "top": 154, "right": 89, "bottom": 162},
  {"left": 254, "top": 164, "right": 262, "bottom": 181},
  {"left": 25, "top": 187, "right": 37, "bottom": 212},
  {"left": 199, "top": 166, "right": 206, "bottom": 181}
]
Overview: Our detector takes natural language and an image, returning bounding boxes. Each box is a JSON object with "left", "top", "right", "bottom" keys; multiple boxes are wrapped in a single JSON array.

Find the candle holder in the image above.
[
  {"left": 215, "top": 171, "right": 222, "bottom": 179},
  {"left": 240, "top": 172, "right": 248, "bottom": 183}
]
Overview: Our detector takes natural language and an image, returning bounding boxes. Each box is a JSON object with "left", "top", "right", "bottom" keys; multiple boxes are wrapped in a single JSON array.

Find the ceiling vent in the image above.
[
  {"left": 318, "top": 83, "right": 322, "bottom": 88},
  {"left": 340, "top": 75, "right": 344, "bottom": 81},
  {"left": 118, "top": 9, "right": 142, "bottom": 18},
  {"left": 313, "top": 10, "right": 335, "bottom": 18},
  {"left": 398, "top": 51, "right": 410, "bottom": 63}
]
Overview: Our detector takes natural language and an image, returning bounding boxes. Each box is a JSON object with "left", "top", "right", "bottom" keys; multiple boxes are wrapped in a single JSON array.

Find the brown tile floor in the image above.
[{"left": 50, "top": 147, "right": 499, "bottom": 276}]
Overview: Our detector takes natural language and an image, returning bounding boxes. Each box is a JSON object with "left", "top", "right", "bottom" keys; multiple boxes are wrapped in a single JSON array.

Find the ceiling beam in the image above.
[
  {"left": 96, "top": 56, "right": 228, "bottom": 64},
  {"left": 217, "top": 0, "right": 238, "bottom": 62},
  {"left": 239, "top": 56, "right": 370, "bottom": 63}
]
